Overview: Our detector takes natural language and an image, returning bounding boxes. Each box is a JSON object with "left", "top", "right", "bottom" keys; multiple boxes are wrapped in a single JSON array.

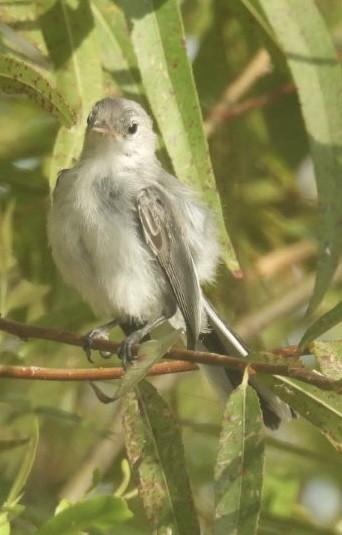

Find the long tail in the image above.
[{"left": 200, "top": 297, "right": 294, "bottom": 429}]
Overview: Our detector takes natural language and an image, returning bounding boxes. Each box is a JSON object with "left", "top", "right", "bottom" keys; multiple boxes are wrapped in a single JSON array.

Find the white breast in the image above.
[{"left": 47, "top": 164, "right": 166, "bottom": 323}]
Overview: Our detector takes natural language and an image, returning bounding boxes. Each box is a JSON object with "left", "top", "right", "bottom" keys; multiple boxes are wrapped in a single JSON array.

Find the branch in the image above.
[
  {"left": 246, "top": 240, "right": 317, "bottom": 281},
  {"left": 205, "top": 48, "right": 273, "bottom": 137},
  {"left": 0, "top": 316, "right": 341, "bottom": 392},
  {"left": 236, "top": 263, "right": 342, "bottom": 341},
  {"left": 0, "top": 360, "right": 196, "bottom": 381},
  {"left": 215, "top": 82, "right": 295, "bottom": 125},
  {"left": 204, "top": 50, "right": 342, "bottom": 134}
]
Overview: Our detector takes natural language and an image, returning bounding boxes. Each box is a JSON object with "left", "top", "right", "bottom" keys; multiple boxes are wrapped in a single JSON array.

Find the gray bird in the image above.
[{"left": 48, "top": 97, "right": 293, "bottom": 428}]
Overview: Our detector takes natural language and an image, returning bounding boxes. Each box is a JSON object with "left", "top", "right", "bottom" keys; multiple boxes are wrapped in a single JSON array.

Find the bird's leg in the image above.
[
  {"left": 118, "top": 315, "right": 166, "bottom": 367},
  {"left": 84, "top": 318, "right": 118, "bottom": 362}
]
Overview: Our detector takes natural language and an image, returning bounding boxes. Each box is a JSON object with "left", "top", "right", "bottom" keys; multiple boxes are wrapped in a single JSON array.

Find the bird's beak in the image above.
[{"left": 91, "top": 121, "right": 118, "bottom": 138}]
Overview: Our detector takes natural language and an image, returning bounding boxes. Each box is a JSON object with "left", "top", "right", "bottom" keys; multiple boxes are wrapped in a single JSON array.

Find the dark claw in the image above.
[
  {"left": 117, "top": 319, "right": 164, "bottom": 367},
  {"left": 118, "top": 337, "right": 137, "bottom": 368},
  {"left": 90, "top": 381, "right": 116, "bottom": 404},
  {"left": 83, "top": 328, "right": 111, "bottom": 362}
]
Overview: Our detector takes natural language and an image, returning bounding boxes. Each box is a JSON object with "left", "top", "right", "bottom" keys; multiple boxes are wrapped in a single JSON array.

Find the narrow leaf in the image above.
[
  {"left": 113, "top": 330, "right": 181, "bottom": 400},
  {"left": 0, "top": 1, "right": 49, "bottom": 65},
  {"left": 0, "top": 513, "right": 10, "bottom": 535},
  {"left": 300, "top": 302, "right": 342, "bottom": 349},
  {"left": 123, "top": 380, "right": 200, "bottom": 535},
  {"left": 92, "top": 0, "right": 142, "bottom": 97},
  {"left": 258, "top": 0, "right": 342, "bottom": 311},
  {"left": 34, "top": 496, "right": 132, "bottom": 535},
  {"left": 35, "top": 0, "right": 102, "bottom": 114},
  {"left": 214, "top": 376, "right": 265, "bottom": 535},
  {"left": 119, "top": 0, "right": 240, "bottom": 272},
  {"left": 239, "top": 0, "right": 278, "bottom": 45},
  {"left": 6, "top": 417, "right": 39, "bottom": 507},
  {"left": 35, "top": 0, "right": 104, "bottom": 186},
  {"left": 47, "top": 125, "right": 83, "bottom": 190},
  {"left": 311, "top": 340, "right": 342, "bottom": 381},
  {"left": 0, "top": 54, "right": 74, "bottom": 126},
  {"left": 270, "top": 376, "right": 342, "bottom": 450}
]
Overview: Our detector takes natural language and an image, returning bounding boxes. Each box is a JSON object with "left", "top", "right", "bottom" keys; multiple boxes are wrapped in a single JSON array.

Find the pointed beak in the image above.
[{"left": 91, "top": 121, "right": 118, "bottom": 138}]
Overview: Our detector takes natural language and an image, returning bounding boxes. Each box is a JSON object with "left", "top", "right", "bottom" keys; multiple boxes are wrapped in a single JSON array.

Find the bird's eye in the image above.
[{"left": 127, "top": 122, "right": 138, "bottom": 135}]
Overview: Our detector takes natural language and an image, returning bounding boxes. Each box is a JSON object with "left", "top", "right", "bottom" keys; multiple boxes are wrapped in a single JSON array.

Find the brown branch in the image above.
[
  {"left": 0, "top": 316, "right": 341, "bottom": 392},
  {"left": 205, "top": 48, "right": 272, "bottom": 137},
  {"left": 219, "top": 82, "right": 295, "bottom": 123},
  {"left": 205, "top": 49, "right": 342, "bottom": 134},
  {"left": 236, "top": 263, "right": 342, "bottom": 341},
  {"left": 205, "top": 81, "right": 295, "bottom": 134},
  {"left": 246, "top": 240, "right": 317, "bottom": 281},
  {"left": 0, "top": 360, "right": 196, "bottom": 381}
]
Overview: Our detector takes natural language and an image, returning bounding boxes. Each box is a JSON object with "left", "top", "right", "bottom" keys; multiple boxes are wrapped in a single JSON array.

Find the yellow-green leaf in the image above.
[{"left": 214, "top": 375, "right": 265, "bottom": 535}]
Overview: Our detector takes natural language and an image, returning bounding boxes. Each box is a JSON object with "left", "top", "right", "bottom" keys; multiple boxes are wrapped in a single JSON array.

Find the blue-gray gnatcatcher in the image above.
[{"left": 48, "top": 97, "right": 293, "bottom": 428}]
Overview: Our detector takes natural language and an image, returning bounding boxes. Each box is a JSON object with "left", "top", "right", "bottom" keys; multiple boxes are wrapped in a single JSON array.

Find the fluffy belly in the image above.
[{"left": 49, "top": 214, "right": 165, "bottom": 322}]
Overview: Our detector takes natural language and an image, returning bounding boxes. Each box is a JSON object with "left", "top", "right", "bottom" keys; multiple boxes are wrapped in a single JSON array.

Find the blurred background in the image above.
[{"left": 0, "top": 1, "right": 341, "bottom": 533}]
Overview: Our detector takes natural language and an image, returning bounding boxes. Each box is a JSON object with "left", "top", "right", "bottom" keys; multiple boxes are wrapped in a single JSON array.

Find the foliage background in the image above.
[{"left": 0, "top": 0, "right": 341, "bottom": 534}]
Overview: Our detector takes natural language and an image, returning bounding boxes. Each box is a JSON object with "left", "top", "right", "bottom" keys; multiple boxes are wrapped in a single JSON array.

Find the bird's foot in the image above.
[
  {"left": 83, "top": 327, "right": 111, "bottom": 362},
  {"left": 118, "top": 336, "right": 138, "bottom": 369}
]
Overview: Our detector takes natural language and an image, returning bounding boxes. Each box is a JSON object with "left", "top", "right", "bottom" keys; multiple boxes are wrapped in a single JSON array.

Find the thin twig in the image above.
[
  {"left": 236, "top": 264, "right": 342, "bottom": 340},
  {"left": 0, "top": 317, "right": 341, "bottom": 392},
  {"left": 218, "top": 82, "right": 295, "bottom": 124},
  {"left": 204, "top": 49, "right": 342, "bottom": 134},
  {"left": 246, "top": 240, "right": 317, "bottom": 281},
  {"left": 204, "top": 48, "right": 272, "bottom": 137},
  {"left": 0, "top": 360, "right": 196, "bottom": 381}
]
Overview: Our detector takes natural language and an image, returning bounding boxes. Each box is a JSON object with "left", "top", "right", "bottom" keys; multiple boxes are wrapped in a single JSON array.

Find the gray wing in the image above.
[{"left": 137, "top": 186, "right": 202, "bottom": 349}]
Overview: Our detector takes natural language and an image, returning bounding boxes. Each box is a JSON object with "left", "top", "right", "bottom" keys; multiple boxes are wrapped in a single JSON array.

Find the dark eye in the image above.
[{"left": 127, "top": 122, "right": 138, "bottom": 135}]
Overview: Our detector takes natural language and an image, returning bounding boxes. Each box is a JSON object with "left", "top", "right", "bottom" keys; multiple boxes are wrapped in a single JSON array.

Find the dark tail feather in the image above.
[{"left": 201, "top": 298, "right": 294, "bottom": 429}]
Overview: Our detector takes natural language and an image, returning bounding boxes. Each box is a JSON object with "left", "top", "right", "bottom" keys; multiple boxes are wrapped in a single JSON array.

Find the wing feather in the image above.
[{"left": 137, "top": 187, "right": 201, "bottom": 348}]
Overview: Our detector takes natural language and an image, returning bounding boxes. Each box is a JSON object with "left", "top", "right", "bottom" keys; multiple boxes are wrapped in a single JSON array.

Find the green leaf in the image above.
[
  {"left": 0, "top": 513, "right": 10, "bottom": 535},
  {"left": 214, "top": 375, "right": 265, "bottom": 535},
  {"left": 0, "top": 202, "right": 15, "bottom": 315},
  {"left": 270, "top": 376, "right": 342, "bottom": 450},
  {"left": 122, "top": 380, "right": 200, "bottom": 535},
  {"left": 119, "top": 0, "right": 240, "bottom": 272},
  {"left": 0, "top": 1, "right": 49, "bottom": 65},
  {"left": 34, "top": 0, "right": 102, "bottom": 114},
  {"left": 92, "top": 0, "right": 142, "bottom": 97},
  {"left": 310, "top": 340, "right": 342, "bottom": 381},
  {"left": 6, "top": 417, "right": 39, "bottom": 507},
  {"left": 35, "top": 0, "right": 104, "bottom": 186},
  {"left": 113, "top": 330, "right": 181, "bottom": 400},
  {"left": 239, "top": 0, "right": 278, "bottom": 45},
  {"left": 258, "top": 0, "right": 342, "bottom": 311},
  {"left": 33, "top": 495, "right": 132, "bottom": 535},
  {"left": 300, "top": 302, "right": 342, "bottom": 349},
  {"left": 0, "top": 54, "right": 74, "bottom": 126},
  {"left": 46, "top": 125, "right": 82, "bottom": 190}
]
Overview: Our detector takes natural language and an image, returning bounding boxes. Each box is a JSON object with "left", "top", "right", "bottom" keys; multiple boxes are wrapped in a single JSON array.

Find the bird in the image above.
[{"left": 48, "top": 97, "right": 293, "bottom": 428}]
